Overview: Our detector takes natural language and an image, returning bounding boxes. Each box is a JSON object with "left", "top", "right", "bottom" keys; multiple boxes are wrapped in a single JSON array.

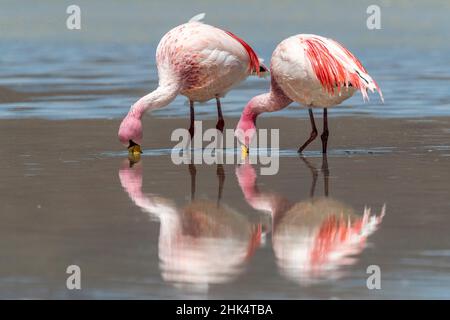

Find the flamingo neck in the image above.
[
  {"left": 241, "top": 80, "right": 292, "bottom": 122},
  {"left": 128, "top": 84, "right": 179, "bottom": 119},
  {"left": 236, "top": 163, "right": 290, "bottom": 224}
]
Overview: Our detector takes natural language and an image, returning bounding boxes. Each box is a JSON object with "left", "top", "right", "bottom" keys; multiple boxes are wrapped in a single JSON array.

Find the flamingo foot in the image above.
[{"left": 298, "top": 129, "right": 318, "bottom": 153}]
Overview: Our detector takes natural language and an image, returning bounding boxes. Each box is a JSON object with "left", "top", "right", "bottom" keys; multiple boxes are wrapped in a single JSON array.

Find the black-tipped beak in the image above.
[
  {"left": 241, "top": 145, "right": 249, "bottom": 158},
  {"left": 127, "top": 140, "right": 142, "bottom": 154}
]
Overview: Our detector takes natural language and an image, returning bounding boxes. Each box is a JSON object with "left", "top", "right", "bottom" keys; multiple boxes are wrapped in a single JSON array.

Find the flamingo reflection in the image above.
[
  {"left": 236, "top": 156, "right": 385, "bottom": 285},
  {"left": 119, "top": 161, "right": 261, "bottom": 289}
]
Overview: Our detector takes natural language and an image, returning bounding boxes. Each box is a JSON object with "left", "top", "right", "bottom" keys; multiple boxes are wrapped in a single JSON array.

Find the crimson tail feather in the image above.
[
  {"left": 225, "top": 30, "right": 261, "bottom": 76},
  {"left": 303, "top": 37, "right": 383, "bottom": 102}
]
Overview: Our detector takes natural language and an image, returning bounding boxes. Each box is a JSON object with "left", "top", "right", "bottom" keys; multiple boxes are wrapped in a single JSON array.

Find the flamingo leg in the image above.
[
  {"left": 298, "top": 108, "right": 318, "bottom": 153},
  {"left": 189, "top": 100, "right": 195, "bottom": 139},
  {"left": 215, "top": 96, "right": 225, "bottom": 132},
  {"left": 216, "top": 164, "right": 225, "bottom": 206},
  {"left": 322, "top": 154, "right": 329, "bottom": 197},
  {"left": 299, "top": 154, "right": 330, "bottom": 197},
  {"left": 299, "top": 156, "right": 318, "bottom": 198},
  {"left": 188, "top": 163, "right": 196, "bottom": 201},
  {"left": 321, "top": 108, "right": 329, "bottom": 154}
]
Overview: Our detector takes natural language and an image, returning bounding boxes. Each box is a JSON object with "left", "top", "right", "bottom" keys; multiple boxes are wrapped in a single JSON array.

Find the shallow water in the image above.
[
  {"left": 1, "top": 0, "right": 450, "bottom": 300},
  {"left": 2, "top": 42, "right": 450, "bottom": 119},
  {"left": 1, "top": 152, "right": 450, "bottom": 299},
  {"left": 102, "top": 147, "right": 394, "bottom": 158},
  {"left": 0, "top": 116, "right": 449, "bottom": 299},
  {"left": 1, "top": 0, "right": 450, "bottom": 119}
]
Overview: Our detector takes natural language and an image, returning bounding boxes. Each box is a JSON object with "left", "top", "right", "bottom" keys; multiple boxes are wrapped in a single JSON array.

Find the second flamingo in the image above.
[{"left": 235, "top": 34, "right": 383, "bottom": 154}]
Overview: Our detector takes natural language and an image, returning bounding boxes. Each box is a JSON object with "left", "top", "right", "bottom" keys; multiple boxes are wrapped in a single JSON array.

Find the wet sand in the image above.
[{"left": 1, "top": 116, "right": 450, "bottom": 299}]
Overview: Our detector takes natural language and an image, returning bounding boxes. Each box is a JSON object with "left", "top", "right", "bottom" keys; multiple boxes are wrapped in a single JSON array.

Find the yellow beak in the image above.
[
  {"left": 128, "top": 152, "right": 141, "bottom": 165},
  {"left": 128, "top": 144, "right": 142, "bottom": 156},
  {"left": 128, "top": 140, "right": 142, "bottom": 156},
  {"left": 241, "top": 145, "right": 249, "bottom": 159}
]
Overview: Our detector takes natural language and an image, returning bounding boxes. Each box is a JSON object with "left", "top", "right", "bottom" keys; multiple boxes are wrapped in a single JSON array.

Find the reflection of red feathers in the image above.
[
  {"left": 310, "top": 214, "right": 363, "bottom": 265},
  {"left": 303, "top": 37, "right": 383, "bottom": 100},
  {"left": 310, "top": 208, "right": 384, "bottom": 266},
  {"left": 246, "top": 224, "right": 262, "bottom": 259},
  {"left": 225, "top": 30, "right": 260, "bottom": 75}
]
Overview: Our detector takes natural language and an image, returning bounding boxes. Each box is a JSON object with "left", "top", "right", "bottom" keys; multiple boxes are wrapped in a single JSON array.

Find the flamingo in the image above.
[
  {"left": 235, "top": 34, "right": 383, "bottom": 154},
  {"left": 118, "top": 13, "right": 267, "bottom": 155},
  {"left": 118, "top": 161, "right": 261, "bottom": 289},
  {"left": 235, "top": 157, "right": 385, "bottom": 284}
]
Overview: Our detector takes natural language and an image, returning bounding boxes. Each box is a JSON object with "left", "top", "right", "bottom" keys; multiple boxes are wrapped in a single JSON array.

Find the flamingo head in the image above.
[
  {"left": 235, "top": 118, "right": 256, "bottom": 156},
  {"left": 118, "top": 114, "right": 143, "bottom": 154},
  {"left": 235, "top": 105, "right": 257, "bottom": 154}
]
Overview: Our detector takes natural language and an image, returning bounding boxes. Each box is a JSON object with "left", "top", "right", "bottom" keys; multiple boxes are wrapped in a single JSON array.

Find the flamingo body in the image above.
[
  {"left": 273, "top": 35, "right": 352, "bottom": 107},
  {"left": 118, "top": 162, "right": 260, "bottom": 288},
  {"left": 236, "top": 34, "right": 383, "bottom": 153},
  {"left": 119, "top": 14, "right": 265, "bottom": 147},
  {"left": 274, "top": 198, "right": 384, "bottom": 283},
  {"left": 157, "top": 22, "right": 260, "bottom": 102},
  {"left": 235, "top": 162, "right": 385, "bottom": 284}
]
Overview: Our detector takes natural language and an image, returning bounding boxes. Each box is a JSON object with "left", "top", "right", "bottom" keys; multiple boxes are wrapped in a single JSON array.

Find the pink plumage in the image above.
[
  {"left": 235, "top": 162, "right": 385, "bottom": 284},
  {"left": 236, "top": 34, "right": 384, "bottom": 153},
  {"left": 303, "top": 37, "right": 383, "bottom": 101},
  {"left": 224, "top": 30, "right": 261, "bottom": 76},
  {"left": 118, "top": 14, "right": 265, "bottom": 147},
  {"left": 119, "top": 161, "right": 262, "bottom": 286}
]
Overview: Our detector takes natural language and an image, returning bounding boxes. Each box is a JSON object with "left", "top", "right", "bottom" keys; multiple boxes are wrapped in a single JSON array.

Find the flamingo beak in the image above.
[
  {"left": 128, "top": 140, "right": 142, "bottom": 155},
  {"left": 241, "top": 145, "right": 249, "bottom": 159},
  {"left": 128, "top": 153, "right": 141, "bottom": 166}
]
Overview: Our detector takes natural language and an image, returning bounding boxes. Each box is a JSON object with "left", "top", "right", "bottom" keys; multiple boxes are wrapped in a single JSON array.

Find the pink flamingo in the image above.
[
  {"left": 235, "top": 158, "right": 385, "bottom": 284},
  {"left": 235, "top": 34, "right": 383, "bottom": 154},
  {"left": 118, "top": 161, "right": 262, "bottom": 289},
  {"left": 118, "top": 13, "right": 267, "bottom": 154}
]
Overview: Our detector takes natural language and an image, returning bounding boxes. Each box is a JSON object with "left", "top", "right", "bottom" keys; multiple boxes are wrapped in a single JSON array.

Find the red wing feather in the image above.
[
  {"left": 225, "top": 30, "right": 260, "bottom": 76},
  {"left": 304, "top": 37, "right": 370, "bottom": 97}
]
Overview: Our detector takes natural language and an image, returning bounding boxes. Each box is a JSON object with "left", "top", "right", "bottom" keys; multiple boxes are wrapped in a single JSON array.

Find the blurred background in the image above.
[{"left": 1, "top": 0, "right": 450, "bottom": 119}]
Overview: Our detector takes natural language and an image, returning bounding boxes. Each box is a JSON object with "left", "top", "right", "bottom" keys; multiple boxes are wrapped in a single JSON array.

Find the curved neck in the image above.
[
  {"left": 236, "top": 163, "right": 292, "bottom": 229},
  {"left": 241, "top": 78, "right": 292, "bottom": 122},
  {"left": 128, "top": 84, "right": 179, "bottom": 119}
]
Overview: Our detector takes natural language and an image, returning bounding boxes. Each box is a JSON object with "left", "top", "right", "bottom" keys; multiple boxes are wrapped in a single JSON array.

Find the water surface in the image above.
[
  {"left": 1, "top": 0, "right": 450, "bottom": 119},
  {"left": 1, "top": 0, "right": 450, "bottom": 299}
]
